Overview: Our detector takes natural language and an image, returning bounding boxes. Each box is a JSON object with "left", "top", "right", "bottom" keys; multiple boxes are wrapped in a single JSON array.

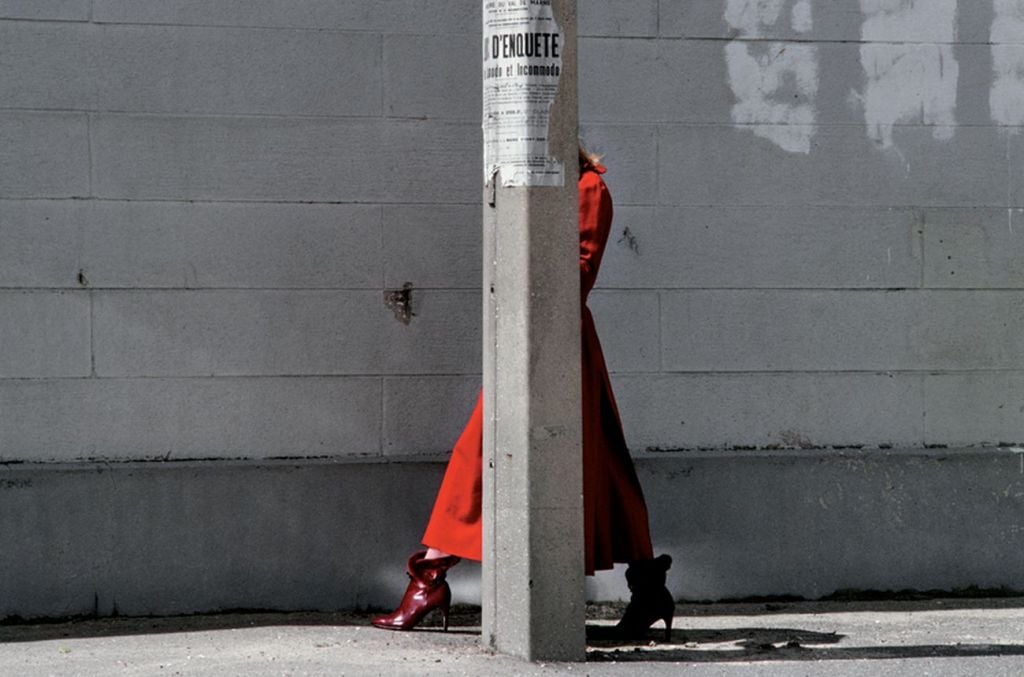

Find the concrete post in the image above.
[{"left": 480, "top": 0, "right": 584, "bottom": 663}]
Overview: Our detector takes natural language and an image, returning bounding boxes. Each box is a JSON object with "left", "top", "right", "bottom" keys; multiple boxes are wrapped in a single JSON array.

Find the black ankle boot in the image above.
[{"left": 614, "top": 554, "right": 674, "bottom": 641}]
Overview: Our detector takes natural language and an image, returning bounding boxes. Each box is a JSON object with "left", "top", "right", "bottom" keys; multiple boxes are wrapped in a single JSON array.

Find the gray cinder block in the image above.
[
  {"left": 587, "top": 290, "right": 660, "bottom": 373},
  {"left": 638, "top": 449, "right": 1024, "bottom": 600},
  {"left": 0, "top": 460, "right": 450, "bottom": 617},
  {"left": 614, "top": 372, "right": 924, "bottom": 451},
  {"left": 0, "top": 200, "right": 84, "bottom": 288},
  {"left": 0, "top": 112, "right": 89, "bottom": 198},
  {"left": 92, "top": 0, "right": 481, "bottom": 34},
  {"left": 92, "top": 114, "right": 479, "bottom": 203},
  {"left": 92, "top": 290, "right": 385, "bottom": 377},
  {"left": 659, "top": 1, "right": 903, "bottom": 42},
  {"left": 8, "top": 449, "right": 1024, "bottom": 617},
  {"left": 83, "top": 201, "right": 382, "bottom": 289},
  {"left": 959, "top": 1, "right": 999, "bottom": 44},
  {"left": 661, "top": 290, "right": 1024, "bottom": 372},
  {"left": 0, "top": 0, "right": 1020, "bottom": 592},
  {"left": 381, "top": 289, "right": 481, "bottom": 375},
  {"left": 579, "top": 38, "right": 663, "bottom": 123},
  {"left": 653, "top": 39, "right": 748, "bottom": 125},
  {"left": 383, "top": 375, "right": 479, "bottom": 456},
  {"left": 384, "top": 33, "right": 478, "bottom": 120},
  {"left": 1013, "top": 134, "right": 1024, "bottom": 207},
  {"left": 0, "top": 0, "right": 88, "bottom": 20},
  {"left": 383, "top": 204, "right": 481, "bottom": 289},
  {"left": 0, "top": 291, "right": 91, "bottom": 378},
  {"left": 581, "top": 39, "right": 810, "bottom": 126},
  {"left": 95, "top": 25, "right": 381, "bottom": 116},
  {"left": 594, "top": 204, "right": 655, "bottom": 287},
  {"left": 913, "top": 291, "right": 1024, "bottom": 371},
  {"left": 957, "top": 43, "right": 1002, "bottom": 127},
  {"left": 925, "top": 373, "right": 1024, "bottom": 446},
  {"left": 579, "top": 0, "right": 658, "bottom": 37},
  {"left": 597, "top": 205, "right": 923, "bottom": 290},
  {"left": 93, "top": 289, "right": 480, "bottom": 377},
  {"left": 0, "top": 22, "right": 97, "bottom": 110},
  {"left": 0, "top": 377, "right": 382, "bottom": 462},
  {"left": 616, "top": 40, "right": 991, "bottom": 131},
  {"left": 661, "top": 289, "right": 913, "bottom": 372},
  {"left": 658, "top": 125, "right": 1008, "bottom": 207},
  {"left": 923, "top": 207, "right": 1024, "bottom": 288},
  {"left": 578, "top": 123, "right": 657, "bottom": 205}
]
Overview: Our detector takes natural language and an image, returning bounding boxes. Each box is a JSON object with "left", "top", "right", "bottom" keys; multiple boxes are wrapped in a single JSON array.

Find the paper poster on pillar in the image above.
[{"left": 482, "top": 0, "right": 564, "bottom": 187}]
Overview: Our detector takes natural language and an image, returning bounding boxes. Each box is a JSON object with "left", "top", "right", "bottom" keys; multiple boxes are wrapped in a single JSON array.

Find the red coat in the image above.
[{"left": 421, "top": 164, "right": 653, "bottom": 575}]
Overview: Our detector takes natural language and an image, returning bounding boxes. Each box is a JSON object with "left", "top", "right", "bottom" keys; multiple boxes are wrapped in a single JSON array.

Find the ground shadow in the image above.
[
  {"left": 588, "top": 635, "right": 1024, "bottom": 663},
  {"left": 666, "top": 594, "right": 1024, "bottom": 617},
  {"left": 7, "top": 599, "right": 1024, "bottom": 664},
  {"left": 584, "top": 597, "right": 1024, "bottom": 662},
  {"left": 0, "top": 606, "right": 483, "bottom": 644},
  {"left": 587, "top": 625, "right": 843, "bottom": 646}
]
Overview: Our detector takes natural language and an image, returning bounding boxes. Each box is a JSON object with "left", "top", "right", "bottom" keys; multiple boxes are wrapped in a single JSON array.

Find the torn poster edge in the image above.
[{"left": 482, "top": 1, "right": 565, "bottom": 188}]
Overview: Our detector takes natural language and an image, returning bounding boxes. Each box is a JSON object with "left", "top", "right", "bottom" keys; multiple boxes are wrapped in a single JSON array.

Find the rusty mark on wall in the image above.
[
  {"left": 618, "top": 227, "right": 640, "bottom": 255},
  {"left": 384, "top": 282, "right": 415, "bottom": 325}
]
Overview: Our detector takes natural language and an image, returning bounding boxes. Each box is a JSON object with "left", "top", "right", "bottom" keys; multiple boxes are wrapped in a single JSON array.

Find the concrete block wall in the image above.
[
  {"left": 4, "top": 1, "right": 1024, "bottom": 616},
  {"left": 7, "top": 1, "right": 1022, "bottom": 464},
  {"left": 0, "top": 2, "right": 485, "bottom": 463},
  {"left": 577, "top": 0, "right": 1024, "bottom": 452}
]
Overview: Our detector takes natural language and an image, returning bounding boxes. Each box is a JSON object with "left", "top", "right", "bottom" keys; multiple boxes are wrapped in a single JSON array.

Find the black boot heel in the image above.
[{"left": 614, "top": 554, "right": 674, "bottom": 641}]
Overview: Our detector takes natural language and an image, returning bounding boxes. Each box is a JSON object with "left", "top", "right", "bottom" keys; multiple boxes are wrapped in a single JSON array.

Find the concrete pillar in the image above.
[{"left": 480, "top": 0, "right": 584, "bottom": 663}]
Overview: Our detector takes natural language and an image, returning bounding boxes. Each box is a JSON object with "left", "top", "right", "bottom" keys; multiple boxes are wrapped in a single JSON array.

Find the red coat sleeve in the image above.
[{"left": 578, "top": 170, "right": 614, "bottom": 298}]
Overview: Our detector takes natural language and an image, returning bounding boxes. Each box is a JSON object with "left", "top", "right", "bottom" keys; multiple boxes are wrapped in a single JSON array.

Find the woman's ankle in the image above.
[{"left": 424, "top": 547, "right": 454, "bottom": 561}]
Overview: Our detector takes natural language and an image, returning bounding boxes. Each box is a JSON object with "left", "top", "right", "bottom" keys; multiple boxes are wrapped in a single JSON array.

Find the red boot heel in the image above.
[
  {"left": 372, "top": 551, "right": 460, "bottom": 632},
  {"left": 440, "top": 598, "right": 451, "bottom": 632}
]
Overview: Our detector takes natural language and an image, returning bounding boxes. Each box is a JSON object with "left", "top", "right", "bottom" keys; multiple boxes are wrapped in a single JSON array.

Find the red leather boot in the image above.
[{"left": 371, "top": 551, "right": 461, "bottom": 631}]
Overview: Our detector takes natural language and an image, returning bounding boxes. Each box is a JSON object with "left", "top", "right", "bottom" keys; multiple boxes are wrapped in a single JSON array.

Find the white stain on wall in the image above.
[
  {"left": 856, "top": 0, "right": 959, "bottom": 149},
  {"left": 724, "top": 0, "right": 819, "bottom": 154},
  {"left": 724, "top": 0, "right": 790, "bottom": 35},
  {"left": 790, "top": 0, "right": 813, "bottom": 33},
  {"left": 991, "top": 0, "right": 1024, "bottom": 129}
]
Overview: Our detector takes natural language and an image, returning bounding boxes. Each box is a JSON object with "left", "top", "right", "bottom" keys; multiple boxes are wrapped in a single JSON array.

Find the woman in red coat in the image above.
[{"left": 372, "top": 146, "right": 672, "bottom": 639}]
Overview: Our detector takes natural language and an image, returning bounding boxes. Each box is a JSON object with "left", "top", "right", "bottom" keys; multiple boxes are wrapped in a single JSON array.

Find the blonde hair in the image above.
[{"left": 578, "top": 141, "right": 603, "bottom": 170}]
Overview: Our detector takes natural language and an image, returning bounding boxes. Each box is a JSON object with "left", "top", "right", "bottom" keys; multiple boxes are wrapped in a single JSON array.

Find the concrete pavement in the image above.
[{"left": 4, "top": 598, "right": 1024, "bottom": 676}]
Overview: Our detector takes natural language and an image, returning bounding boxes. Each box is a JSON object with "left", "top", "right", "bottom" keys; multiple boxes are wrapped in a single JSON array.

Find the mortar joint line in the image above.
[
  {"left": 1007, "top": 134, "right": 1013, "bottom": 228},
  {"left": 89, "top": 290, "right": 96, "bottom": 377},
  {"left": 378, "top": 375, "right": 385, "bottom": 457},
  {"left": 920, "top": 372, "right": 928, "bottom": 449},
  {"left": 656, "top": 291, "right": 664, "bottom": 373},
  {"left": 378, "top": 32, "right": 386, "bottom": 117},
  {"left": 86, "top": 112, "right": 94, "bottom": 198},
  {"left": 918, "top": 207, "right": 926, "bottom": 290}
]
